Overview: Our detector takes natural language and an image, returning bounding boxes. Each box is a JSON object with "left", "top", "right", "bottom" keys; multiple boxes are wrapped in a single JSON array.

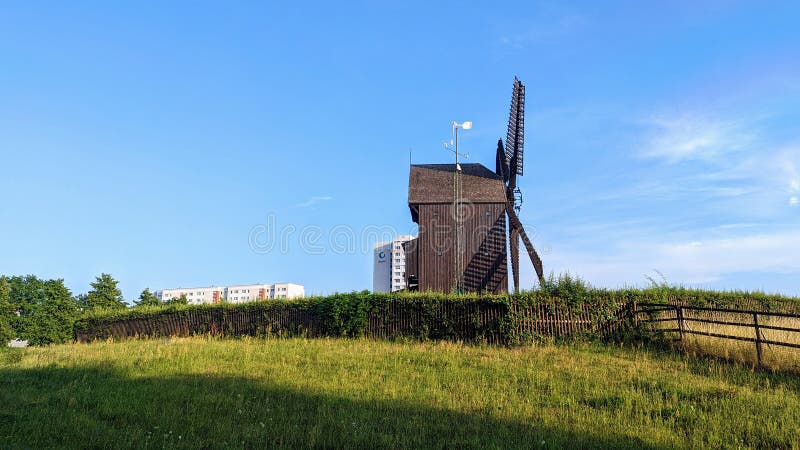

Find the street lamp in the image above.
[
  {"left": 451, "top": 121, "right": 472, "bottom": 170},
  {"left": 450, "top": 121, "right": 472, "bottom": 293}
]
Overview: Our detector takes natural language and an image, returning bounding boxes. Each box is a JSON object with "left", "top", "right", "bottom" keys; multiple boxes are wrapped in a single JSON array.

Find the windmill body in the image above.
[
  {"left": 404, "top": 164, "right": 508, "bottom": 294},
  {"left": 404, "top": 77, "right": 544, "bottom": 294}
]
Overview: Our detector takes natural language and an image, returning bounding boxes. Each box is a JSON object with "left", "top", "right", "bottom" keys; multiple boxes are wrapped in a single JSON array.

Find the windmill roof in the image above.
[{"left": 408, "top": 164, "right": 507, "bottom": 205}]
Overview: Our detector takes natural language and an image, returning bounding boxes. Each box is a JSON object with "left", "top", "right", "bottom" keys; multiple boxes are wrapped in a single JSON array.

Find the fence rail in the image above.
[{"left": 636, "top": 302, "right": 800, "bottom": 366}]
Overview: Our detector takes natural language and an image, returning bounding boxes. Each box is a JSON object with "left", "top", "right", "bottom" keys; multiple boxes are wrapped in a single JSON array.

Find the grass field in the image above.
[{"left": 2, "top": 337, "right": 799, "bottom": 449}]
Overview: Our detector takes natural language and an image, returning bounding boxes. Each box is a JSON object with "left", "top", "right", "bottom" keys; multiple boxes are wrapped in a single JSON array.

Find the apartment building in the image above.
[
  {"left": 373, "top": 235, "right": 415, "bottom": 293},
  {"left": 155, "top": 283, "right": 305, "bottom": 305}
]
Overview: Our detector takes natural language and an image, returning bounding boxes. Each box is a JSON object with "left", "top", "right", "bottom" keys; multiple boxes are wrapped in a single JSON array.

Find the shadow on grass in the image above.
[{"left": 0, "top": 364, "right": 665, "bottom": 450}]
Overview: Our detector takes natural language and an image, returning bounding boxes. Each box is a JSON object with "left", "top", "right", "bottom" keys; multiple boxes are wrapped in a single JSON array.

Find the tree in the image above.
[
  {"left": 0, "top": 276, "right": 14, "bottom": 344},
  {"left": 75, "top": 293, "right": 88, "bottom": 310},
  {"left": 134, "top": 288, "right": 161, "bottom": 308},
  {"left": 81, "top": 273, "right": 127, "bottom": 311},
  {"left": 6, "top": 275, "right": 78, "bottom": 346},
  {"left": 164, "top": 293, "right": 188, "bottom": 306}
]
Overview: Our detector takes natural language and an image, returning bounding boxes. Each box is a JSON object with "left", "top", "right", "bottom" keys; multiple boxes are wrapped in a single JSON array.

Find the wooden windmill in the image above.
[{"left": 403, "top": 77, "right": 544, "bottom": 294}]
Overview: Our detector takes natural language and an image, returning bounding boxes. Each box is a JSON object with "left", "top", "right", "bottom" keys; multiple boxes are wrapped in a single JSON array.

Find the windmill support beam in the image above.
[
  {"left": 506, "top": 201, "right": 545, "bottom": 287},
  {"left": 509, "top": 228, "right": 520, "bottom": 294}
]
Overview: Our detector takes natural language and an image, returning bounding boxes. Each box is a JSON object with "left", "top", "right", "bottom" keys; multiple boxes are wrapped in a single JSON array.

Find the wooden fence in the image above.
[
  {"left": 363, "top": 300, "right": 507, "bottom": 343},
  {"left": 75, "top": 300, "right": 632, "bottom": 344},
  {"left": 77, "top": 307, "right": 328, "bottom": 342},
  {"left": 510, "top": 302, "right": 631, "bottom": 339},
  {"left": 635, "top": 302, "right": 800, "bottom": 367}
]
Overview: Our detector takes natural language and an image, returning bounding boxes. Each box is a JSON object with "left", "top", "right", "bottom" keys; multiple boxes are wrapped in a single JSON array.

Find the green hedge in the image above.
[
  {"left": 72, "top": 288, "right": 800, "bottom": 345},
  {"left": 74, "top": 293, "right": 516, "bottom": 343},
  {"left": 563, "top": 286, "right": 800, "bottom": 312}
]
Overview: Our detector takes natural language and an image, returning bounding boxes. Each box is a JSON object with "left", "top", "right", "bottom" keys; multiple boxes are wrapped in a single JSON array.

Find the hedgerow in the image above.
[
  {"left": 73, "top": 283, "right": 800, "bottom": 345},
  {"left": 74, "top": 292, "right": 514, "bottom": 343}
]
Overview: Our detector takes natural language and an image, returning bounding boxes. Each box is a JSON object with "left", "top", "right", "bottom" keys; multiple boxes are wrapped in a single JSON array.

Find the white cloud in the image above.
[
  {"left": 782, "top": 156, "right": 800, "bottom": 194},
  {"left": 292, "top": 196, "right": 333, "bottom": 208},
  {"left": 544, "top": 230, "right": 800, "bottom": 289},
  {"left": 630, "top": 105, "right": 800, "bottom": 218},
  {"left": 639, "top": 115, "right": 755, "bottom": 163},
  {"left": 773, "top": 148, "right": 800, "bottom": 186},
  {"left": 526, "top": 74, "right": 800, "bottom": 293},
  {"left": 704, "top": 146, "right": 800, "bottom": 193},
  {"left": 715, "top": 223, "right": 762, "bottom": 230}
]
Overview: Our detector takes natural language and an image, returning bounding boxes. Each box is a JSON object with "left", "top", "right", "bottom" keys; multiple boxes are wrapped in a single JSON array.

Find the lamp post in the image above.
[{"left": 450, "top": 121, "right": 471, "bottom": 293}]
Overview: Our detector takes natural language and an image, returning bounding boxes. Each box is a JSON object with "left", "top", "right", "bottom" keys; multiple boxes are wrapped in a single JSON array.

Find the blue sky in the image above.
[{"left": 1, "top": 1, "right": 800, "bottom": 299}]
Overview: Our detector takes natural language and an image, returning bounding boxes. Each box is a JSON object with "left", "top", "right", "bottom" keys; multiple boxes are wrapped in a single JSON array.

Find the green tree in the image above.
[
  {"left": 75, "top": 293, "right": 88, "bottom": 310},
  {"left": 6, "top": 275, "right": 78, "bottom": 346},
  {"left": 0, "top": 276, "right": 15, "bottom": 344},
  {"left": 164, "top": 294, "right": 188, "bottom": 306},
  {"left": 134, "top": 288, "right": 161, "bottom": 308},
  {"left": 82, "top": 273, "right": 127, "bottom": 311}
]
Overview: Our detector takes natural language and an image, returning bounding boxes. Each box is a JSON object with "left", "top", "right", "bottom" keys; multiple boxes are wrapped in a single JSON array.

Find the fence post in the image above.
[
  {"left": 753, "top": 312, "right": 763, "bottom": 367},
  {"left": 676, "top": 306, "right": 685, "bottom": 341}
]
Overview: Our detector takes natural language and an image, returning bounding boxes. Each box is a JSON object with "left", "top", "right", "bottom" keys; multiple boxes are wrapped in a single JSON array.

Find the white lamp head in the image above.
[{"left": 461, "top": 121, "right": 473, "bottom": 130}]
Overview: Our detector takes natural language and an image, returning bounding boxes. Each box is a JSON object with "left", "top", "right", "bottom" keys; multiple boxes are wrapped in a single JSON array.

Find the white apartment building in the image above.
[
  {"left": 373, "top": 235, "right": 414, "bottom": 293},
  {"left": 155, "top": 283, "right": 305, "bottom": 305}
]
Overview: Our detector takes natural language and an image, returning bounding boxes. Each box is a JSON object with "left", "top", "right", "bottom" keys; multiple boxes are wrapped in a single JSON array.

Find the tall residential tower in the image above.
[{"left": 372, "top": 235, "right": 414, "bottom": 293}]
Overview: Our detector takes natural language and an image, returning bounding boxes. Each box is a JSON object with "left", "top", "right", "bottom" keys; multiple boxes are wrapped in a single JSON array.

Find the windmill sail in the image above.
[
  {"left": 498, "top": 77, "right": 545, "bottom": 291},
  {"left": 505, "top": 77, "right": 525, "bottom": 179}
]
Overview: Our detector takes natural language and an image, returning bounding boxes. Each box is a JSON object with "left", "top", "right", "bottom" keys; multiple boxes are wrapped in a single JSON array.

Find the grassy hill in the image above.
[{"left": 1, "top": 337, "right": 799, "bottom": 449}]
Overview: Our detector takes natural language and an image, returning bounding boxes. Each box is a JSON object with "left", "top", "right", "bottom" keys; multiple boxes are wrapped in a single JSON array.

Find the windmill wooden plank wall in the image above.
[{"left": 405, "top": 164, "right": 508, "bottom": 293}]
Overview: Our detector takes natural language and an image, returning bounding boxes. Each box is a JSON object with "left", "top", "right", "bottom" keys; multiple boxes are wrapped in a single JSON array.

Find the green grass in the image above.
[{"left": 1, "top": 338, "right": 799, "bottom": 449}]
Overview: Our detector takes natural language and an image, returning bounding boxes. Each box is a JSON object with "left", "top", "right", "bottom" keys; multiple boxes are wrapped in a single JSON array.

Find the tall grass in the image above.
[
  {"left": 658, "top": 308, "right": 800, "bottom": 371},
  {"left": 2, "top": 337, "right": 799, "bottom": 449}
]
